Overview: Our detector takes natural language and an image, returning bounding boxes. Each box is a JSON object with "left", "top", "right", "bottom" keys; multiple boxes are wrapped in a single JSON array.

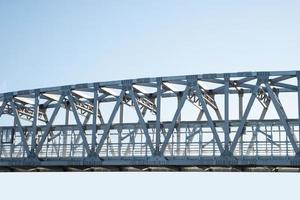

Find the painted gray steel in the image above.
[{"left": 1, "top": 70, "right": 300, "bottom": 171}]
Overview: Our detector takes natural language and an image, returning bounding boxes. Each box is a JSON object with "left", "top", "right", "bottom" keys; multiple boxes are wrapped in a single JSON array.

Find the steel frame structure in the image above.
[{"left": 1, "top": 70, "right": 300, "bottom": 171}]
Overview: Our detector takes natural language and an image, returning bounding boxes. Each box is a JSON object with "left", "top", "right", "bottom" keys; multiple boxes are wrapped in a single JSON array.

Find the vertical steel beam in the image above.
[
  {"left": 0, "top": 101, "right": 7, "bottom": 158},
  {"left": 0, "top": 100, "right": 7, "bottom": 117},
  {"left": 92, "top": 84, "right": 99, "bottom": 153},
  {"left": 238, "top": 91, "right": 243, "bottom": 120},
  {"left": 119, "top": 103, "right": 124, "bottom": 123},
  {"left": 10, "top": 99, "right": 30, "bottom": 156},
  {"left": 160, "top": 86, "right": 189, "bottom": 154},
  {"left": 68, "top": 94, "right": 91, "bottom": 155},
  {"left": 123, "top": 107, "right": 148, "bottom": 156},
  {"left": 230, "top": 82, "right": 260, "bottom": 153},
  {"left": 176, "top": 93, "right": 182, "bottom": 156},
  {"left": 31, "top": 90, "right": 39, "bottom": 154},
  {"left": 155, "top": 79, "right": 162, "bottom": 155},
  {"left": 96, "top": 90, "right": 125, "bottom": 154},
  {"left": 238, "top": 90, "right": 244, "bottom": 155},
  {"left": 36, "top": 94, "right": 65, "bottom": 154},
  {"left": 62, "top": 105, "right": 70, "bottom": 157},
  {"left": 264, "top": 83, "right": 299, "bottom": 154},
  {"left": 118, "top": 102, "right": 124, "bottom": 157},
  {"left": 129, "top": 89, "right": 155, "bottom": 155},
  {"left": 224, "top": 75, "right": 230, "bottom": 152},
  {"left": 246, "top": 98, "right": 271, "bottom": 155},
  {"left": 297, "top": 72, "right": 300, "bottom": 142},
  {"left": 2, "top": 71, "right": 300, "bottom": 167}
]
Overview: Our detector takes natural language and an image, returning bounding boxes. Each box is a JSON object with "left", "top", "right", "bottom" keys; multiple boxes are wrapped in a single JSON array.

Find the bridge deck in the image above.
[{"left": 1, "top": 70, "right": 300, "bottom": 171}]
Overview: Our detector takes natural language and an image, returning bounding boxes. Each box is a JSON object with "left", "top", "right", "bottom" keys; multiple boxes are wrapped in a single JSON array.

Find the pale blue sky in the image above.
[
  {"left": 1, "top": 0, "right": 300, "bottom": 92},
  {"left": 0, "top": 1, "right": 300, "bottom": 200}
]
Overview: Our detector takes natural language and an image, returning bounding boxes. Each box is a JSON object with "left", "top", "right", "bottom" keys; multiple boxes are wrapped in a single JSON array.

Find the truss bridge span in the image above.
[{"left": 1, "top": 71, "right": 300, "bottom": 172}]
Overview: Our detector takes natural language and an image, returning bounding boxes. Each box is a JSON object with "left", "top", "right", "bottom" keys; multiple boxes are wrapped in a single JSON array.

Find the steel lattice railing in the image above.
[{"left": 1, "top": 70, "right": 300, "bottom": 170}]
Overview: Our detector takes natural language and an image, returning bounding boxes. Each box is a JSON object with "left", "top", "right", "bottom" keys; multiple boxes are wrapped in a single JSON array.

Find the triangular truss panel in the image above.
[{"left": 0, "top": 71, "right": 300, "bottom": 170}]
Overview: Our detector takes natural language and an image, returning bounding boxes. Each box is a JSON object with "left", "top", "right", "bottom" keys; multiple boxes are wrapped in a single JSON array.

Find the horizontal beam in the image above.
[
  {"left": 0, "top": 71, "right": 298, "bottom": 98},
  {"left": 0, "top": 70, "right": 300, "bottom": 170}
]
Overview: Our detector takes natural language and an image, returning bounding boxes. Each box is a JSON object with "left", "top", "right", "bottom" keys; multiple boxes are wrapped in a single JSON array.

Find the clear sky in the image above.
[
  {"left": 1, "top": 0, "right": 300, "bottom": 92},
  {"left": 0, "top": 1, "right": 300, "bottom": 200}
]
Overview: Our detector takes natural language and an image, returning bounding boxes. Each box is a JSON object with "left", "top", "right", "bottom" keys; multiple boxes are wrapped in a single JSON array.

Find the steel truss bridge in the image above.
[{"left": 1, "top": 70, "right": 300, "bottom": 172}]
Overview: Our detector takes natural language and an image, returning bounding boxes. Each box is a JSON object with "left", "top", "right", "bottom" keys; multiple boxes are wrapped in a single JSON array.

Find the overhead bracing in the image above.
[{"left": 1, "top": 71, "right": 300, "bottom": 171}]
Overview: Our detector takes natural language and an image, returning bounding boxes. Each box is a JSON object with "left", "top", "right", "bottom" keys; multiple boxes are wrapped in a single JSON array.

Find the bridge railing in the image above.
[{"left": 0, "top": 70, "right": 300, "bottom": 167}]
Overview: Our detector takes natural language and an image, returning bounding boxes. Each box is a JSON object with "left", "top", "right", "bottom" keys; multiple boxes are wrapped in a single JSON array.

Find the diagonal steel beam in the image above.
[
  {"left": 96, "top": 90, "right": 125, "bottom": 154},
  {"left": 97, "top": 107, "right": 105, "bottom": 124},
  {"left": 186, "top": 127, "right": 201, "bottom": 141},
  {"left": 213, "top": 77, "right": 256, "bottom": 93},
  {"left": 0, "top": 100, "right": 7, "bottom": 117},
  {"left": 229, "top": 81, "right": 261, "bottom": 154},
  {"left": 264, "top": 83, "right": 299, "bottom": 154},
  {"left": 186, "top": 98, "right": 223, "bottom": 149},
  {"left": 201, "top": 79, "right": 224, "bottom": 84},
  {"left": 160, "top": 86, "right": 190, "bottom": 154},
  {"left": 194, "top": 85, "right": 224, "bottom": 153},
  {"left": 68, "top": 94, "right": 91, "bottom": 155},
  {"left": 271, "top": 82, "right": 297, "bottom": 91},
  {"left": 10, "top": 99, "right": 30, "bottom": 156},
  {"left": 236, "top": 77, "right": 257, "bottom": 85},
  {"left": 123, "top": 107, "right": 148, "bottom": 156},
  {"left": 36, "top": 94, "right": 65, "bottom": 154},
  {"left": 186, "top": 126, "right": 202, "bottom": 154},
  {"left": 160, "top": 128, "right": 173, "bottom": 154},
  {"left": 271, "top": 75, "right": 294, "bottom": 83},
  {"left": 246, "top": 98, "right": 271, "bottom": 155},
  {"left": 69, "top": 113, "right": 94, "bottom": 153},
  {"left": 31, "top": 92, "right": 39, "bottom": 153},
  {"left": 257, "top": 129, "right": 280, "bottom": 147},
  {"left": 129, "top": 89, "right": 155, "bottom": 155}
]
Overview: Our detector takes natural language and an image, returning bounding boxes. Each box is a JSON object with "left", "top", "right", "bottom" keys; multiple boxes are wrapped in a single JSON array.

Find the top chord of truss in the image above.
[
  {"left": 0, "top": 70, "right": 298, "bottom": 98},
  {"left": 1, "top": 70, "right": 300, "bottom": 171}
]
